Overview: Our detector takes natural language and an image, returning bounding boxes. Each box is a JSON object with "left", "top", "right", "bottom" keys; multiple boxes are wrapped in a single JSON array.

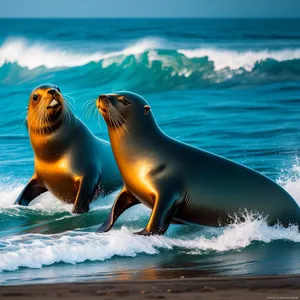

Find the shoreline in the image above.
[{"left": 1, "top": 275, "right": 300, "bottom": 299}]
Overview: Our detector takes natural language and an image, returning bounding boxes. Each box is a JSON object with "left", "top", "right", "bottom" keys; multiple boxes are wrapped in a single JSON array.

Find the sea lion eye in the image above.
[
  {"left": 56, "top": 86, "right": 61, "bottom": 93},
  {"left": 119, "top": 98, "right": 131, "bottom": 106},
  {"left": 144, "top": 105, "right": 151, "bottom": 115},
  {"left": 32, "top": 94, "right": 38, "bottom": 102}
]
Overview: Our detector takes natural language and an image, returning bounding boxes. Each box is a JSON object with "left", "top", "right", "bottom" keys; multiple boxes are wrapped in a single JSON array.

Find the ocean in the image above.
[{"left": 1, "top": 18, "right": 300, "bottom": 285}]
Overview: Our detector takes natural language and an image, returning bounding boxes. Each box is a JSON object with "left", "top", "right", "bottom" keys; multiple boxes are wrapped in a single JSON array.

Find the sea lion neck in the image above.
[
  {"left": 30, "top": 113, "right": 77, "bottom": 161},
  {"left": 108, "top": 120, "right": 165, "bottom": 169}
]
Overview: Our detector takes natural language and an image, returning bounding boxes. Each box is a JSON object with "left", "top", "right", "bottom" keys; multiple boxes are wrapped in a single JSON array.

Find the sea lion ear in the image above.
[{"left": 144, "top": 105, "right": 151, "bottom": 115}]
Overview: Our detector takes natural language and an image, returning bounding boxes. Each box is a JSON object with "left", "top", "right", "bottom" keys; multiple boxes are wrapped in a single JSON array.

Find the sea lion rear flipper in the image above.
[
  {"left": 14, "top": 177, "right": 47, "bottom": 206},
  {"left": 136, "top": 191, "right": 181, "bottom": 236},
  {"left": 97, "top": 187, "right": 140, "bottom": 233}
]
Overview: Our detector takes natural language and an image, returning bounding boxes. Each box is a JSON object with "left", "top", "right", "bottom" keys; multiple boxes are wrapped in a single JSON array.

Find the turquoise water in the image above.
[{"left": 1, "top": 18, "right": 300, "bottom": 285}]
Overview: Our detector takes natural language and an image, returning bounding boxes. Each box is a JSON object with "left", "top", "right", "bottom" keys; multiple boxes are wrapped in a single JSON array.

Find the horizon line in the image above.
[{"left": 0, "top": 17, "right": 300, "bottom": 19}]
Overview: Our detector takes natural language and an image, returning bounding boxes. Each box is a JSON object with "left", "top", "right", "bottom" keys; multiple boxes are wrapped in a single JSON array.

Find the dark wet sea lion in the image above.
[
  {"left": 15, "top": 84, "right": 122, "bottom": 213},
  {"left": 95, "top": 91, "right": 300, "bottom": 235}
]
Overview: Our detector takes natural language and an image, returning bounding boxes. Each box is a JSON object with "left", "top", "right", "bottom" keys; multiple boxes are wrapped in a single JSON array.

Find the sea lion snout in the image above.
[
  {"left": 97, "top": 95, "right": 110, "bottom": 112},
  {"left": 47, "top": 89, "right": 57, "bottom": 96},
  {"left": 98, "top": 94, "right": 110, "bottom": 104},
  {"left": 44, "top": 88, "right": 62, "bottom": 109}
]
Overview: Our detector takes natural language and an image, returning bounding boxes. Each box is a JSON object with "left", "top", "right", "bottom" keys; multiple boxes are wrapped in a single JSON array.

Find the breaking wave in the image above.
[{"left": 1, "top": 38, "right": 300, "bottom": 91}]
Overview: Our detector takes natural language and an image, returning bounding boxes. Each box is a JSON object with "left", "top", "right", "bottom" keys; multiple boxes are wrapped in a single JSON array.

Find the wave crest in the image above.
[
  {"left": 1, "top": 37, "right": 300, "bottom": 72},
  {"left": 1, "top": 215, "right": 300, "bottom": 272},
  {"left": 0, "top": 38, "right": 160, "bottom": 70},
  {"left": 1, "top": 38, "right": 300, "bottom": 90}
]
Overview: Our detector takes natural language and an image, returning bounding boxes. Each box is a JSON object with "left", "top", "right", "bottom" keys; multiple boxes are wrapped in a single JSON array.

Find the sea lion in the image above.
[
  {"left": 15, "top": 84, "right": 122, "bottom": 213},
  {"left": 95, "top": 91, "right": 300, "bottom": 235}
]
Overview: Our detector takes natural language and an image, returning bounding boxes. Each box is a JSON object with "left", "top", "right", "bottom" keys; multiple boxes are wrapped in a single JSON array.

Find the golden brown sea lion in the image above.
[
  {"left": 15, "top": 84, "right": 122, "bottom": 213},
  {"left": 95, "top": 91, "right": 300, "bottom": 235}
]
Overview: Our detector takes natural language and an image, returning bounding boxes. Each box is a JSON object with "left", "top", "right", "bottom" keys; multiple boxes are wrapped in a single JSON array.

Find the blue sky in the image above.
[{"left": 1, "top": 0, "right": 300, "bottom": 18}]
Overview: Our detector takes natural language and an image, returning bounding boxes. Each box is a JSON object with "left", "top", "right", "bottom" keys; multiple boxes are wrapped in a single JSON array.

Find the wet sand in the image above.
[{"left": 1, "top": 275, "right": 300, "bottom": 299}]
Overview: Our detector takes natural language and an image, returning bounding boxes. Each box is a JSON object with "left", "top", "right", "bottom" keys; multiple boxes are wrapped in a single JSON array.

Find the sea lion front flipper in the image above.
[
  {"left": 97, "top": 187, "right": 140, "bottom": 233},
  {"left": 14, "top": 176, "right": 48, "bottom": 206},
  {"left": 136, "top": 192, "right": 181, "bottom": 236},
  {"left": 72, "top": 175, "right": 98, "bottom": 214}
]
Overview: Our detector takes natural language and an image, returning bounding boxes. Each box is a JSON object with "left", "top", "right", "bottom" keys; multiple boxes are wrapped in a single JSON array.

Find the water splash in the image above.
[{"left": 0, "top": 214, "right": 299, "bottom": 272}]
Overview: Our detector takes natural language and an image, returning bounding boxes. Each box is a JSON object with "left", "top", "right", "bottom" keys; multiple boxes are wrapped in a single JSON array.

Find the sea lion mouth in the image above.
[
  {"left": 99, "top": 104, "right": 107, "bottom": 113},
  {"left": 47, "top": 99, "right": 61, "bottom": 109}
]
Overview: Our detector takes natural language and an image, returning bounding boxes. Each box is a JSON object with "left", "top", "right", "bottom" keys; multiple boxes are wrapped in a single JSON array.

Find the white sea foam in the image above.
[
  {"left": 0, "top": 183, "right": 72, "bottom": 212},
  {"left": 0, "top": 38, "right": 160, "bottom": 70},
  {"left": 0, "top": 215, "right": 299, "bottom": 272},
  {"left": 0, "top": 183, "right": 122, "bottom": 214},
  {"left": 1, "top": 37, "right": 300, "bottom": 72},
  {"left": 178, "top": 48, "right": 300, "bottom": 71}
]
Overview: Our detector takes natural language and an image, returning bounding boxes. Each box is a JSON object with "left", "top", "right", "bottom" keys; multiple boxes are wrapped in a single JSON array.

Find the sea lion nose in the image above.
[
  {"left": 98, "top": 95, "right": 110, "bottom": 104},
  {"left": 47, "top": 89, "right": 56, "bottom": 96},
  {"left": 99, "top": 95, "right": 107, "bottom": 100}
]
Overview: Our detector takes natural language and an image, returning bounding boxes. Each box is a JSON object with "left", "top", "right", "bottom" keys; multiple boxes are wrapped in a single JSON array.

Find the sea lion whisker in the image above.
[
  {"left": 66, "top": 102, "right": 75, "bottom": 117},
  {"left": 42, "top": 102, "right": 51, "bottom": 134},
  {"left": 97, "top": 112, "right": 102, "bottom": 130},
  {"left": 64, "top": 98, "right": 75, "bottom": 111},
  {"left": 114, "top": 112, "right": 127, "bottom": 136},
  {"left": 42, "top": 101, "right": 52, "bottom": 133},
  {"left": 82, "top": 99, "right": 96, "bottom": 111},
  {"left": 21, "top": 110, "right": 29, "bottom": 129},
  {"left": 64, "top": 94, "right": 76, "bottom": 104},
  {"left": 82, "top": 99, "right": 94, "bottom": 108},
  {"left": 65, "top": 96, "right": 76, "bottom": 109},
  {"left": 84, "top": 101, "right": 96, "bottom": 120},
  {"left": 110, "top": 107, "right": 120, "bottom": 129},
  {"left": 109, "top": 105, "right": 129, "bottom": 137},
  {"left": 62, "top": 107, "right": 70, "bottom": 131},
  {"left": 112, "top": 108, "right": 123, "bottom": 126},
  {"left": 21, "top": 117, "right": 27, "bottom": 129},
  {"left": 112, "top": 105, "right": 127, "bottom": 125},
  {"left": 108, "top": 107, "right": 123, "bottom": 134},
  {"left": 107, "top": 108, "right": 115, "bottom": 129},
  {"left": 86, "top": 103, "right": 96, "bottom": 120},
  {"left": 29, "top": 101, "right": 43, "bottom": 134},
  {"left": 107, "top": 109, "right": 114, "bottom": 132},
  {"left": 21, "top": 107, "right": 31, "bottom": 128},
  {"left": 93, "top": 105, "right": 98, "bottom": 122},
  {"left": 108, "top": 108, "right": 119, "bottom": 137},
  {"left": 64, "top": 107, "right": 70, "bottom": 130},
  {"left": 65, "top": 105, "right": 71, "bottom": 130},
  {"left": 82, "top": 104, "right": 91, "bottom": 120},
  {"left": 82, "top": 100, "right": 95, "bottom": 118},
  {"left": 111, "top": 109, "right": 124, "bottom": 138},
  {"left": 109, "top": 105, "right": 122, "bottom": 126}
]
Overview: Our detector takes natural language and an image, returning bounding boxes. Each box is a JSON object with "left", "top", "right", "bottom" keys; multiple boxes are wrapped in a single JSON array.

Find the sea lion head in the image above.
[
  {"left": 27, "top": 84, "right": 71, "bottom": 135},
  {"left": 96, "top": 91, "right": 155, "bottom": 135}
]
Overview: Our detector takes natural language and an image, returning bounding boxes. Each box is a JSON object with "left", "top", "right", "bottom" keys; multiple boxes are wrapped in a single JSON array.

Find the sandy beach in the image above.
[{"left": 1, "top": 275, "right": 300, "bottom": 300}]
